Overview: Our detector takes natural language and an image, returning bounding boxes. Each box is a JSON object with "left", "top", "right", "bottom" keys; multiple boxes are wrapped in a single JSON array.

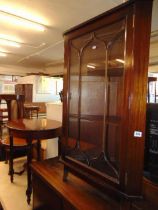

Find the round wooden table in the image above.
[{"left": 6, "top": 118, "right": 62, "bottom": 204}]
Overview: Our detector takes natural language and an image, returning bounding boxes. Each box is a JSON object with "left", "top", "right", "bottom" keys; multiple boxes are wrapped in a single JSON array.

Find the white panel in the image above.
[{"left": 46, "top": 102, "right": 62, "bottom": 158}]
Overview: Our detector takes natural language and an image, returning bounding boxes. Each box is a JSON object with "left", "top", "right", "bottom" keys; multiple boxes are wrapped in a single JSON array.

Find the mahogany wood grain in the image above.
[
  {"left": 31, "top": 158, "right": 120, "bottom": 210},
  {"left": 142, "top": 178, "right": 158, "bottom": 209},
  {"left": 125, "top": 0, "right": 153, "bottom": 195},
  {"left": 62, "top": 0, "right": 153, "bottom": 201},
  {"left": 31, "top": 159, "right": 158, "bottom": 210}
]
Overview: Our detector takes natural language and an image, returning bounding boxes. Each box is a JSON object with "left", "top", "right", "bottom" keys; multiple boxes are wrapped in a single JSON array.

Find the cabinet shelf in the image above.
[
  {"left": 69, "top": 114, "right": 121, "bottom": 125},
  {"left": 107, "top": 68, "right": 124, "bottom": 77}
]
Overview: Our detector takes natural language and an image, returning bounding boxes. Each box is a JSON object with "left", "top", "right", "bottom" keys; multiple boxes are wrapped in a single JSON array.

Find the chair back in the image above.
[{"left": 0, "top": 94, "right": 25, "bottom": 120}]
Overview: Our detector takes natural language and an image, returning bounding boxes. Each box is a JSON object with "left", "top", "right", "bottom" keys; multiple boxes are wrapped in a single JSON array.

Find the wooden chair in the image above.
[{"left": 0, "top": 94, "right": 35, "bottom": 176}]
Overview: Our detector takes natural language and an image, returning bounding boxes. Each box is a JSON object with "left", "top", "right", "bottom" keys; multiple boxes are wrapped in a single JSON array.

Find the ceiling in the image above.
[{"left": 0, "top": 0, "right": 157, "bottom": 71}]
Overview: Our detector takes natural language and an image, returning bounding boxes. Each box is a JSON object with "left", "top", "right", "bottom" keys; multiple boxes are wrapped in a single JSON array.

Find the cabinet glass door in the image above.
[{"left": 67, "top": 19, "right": 125, "bottom": 181}]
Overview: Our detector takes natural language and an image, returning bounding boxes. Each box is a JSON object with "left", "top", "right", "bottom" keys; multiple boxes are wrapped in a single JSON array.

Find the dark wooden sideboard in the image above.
[
  {"left": 31, "top": 158, "right": 120, "bottom": 210},
  {"left": 31, "top": 158, "right": 158, "bottom": 210}
]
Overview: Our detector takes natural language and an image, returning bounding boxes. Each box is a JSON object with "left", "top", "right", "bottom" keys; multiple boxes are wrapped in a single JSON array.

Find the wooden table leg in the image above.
[
  {"left": 58, "top": 136, "right": 61, "bottom": 157},
  {"left": 0, "top": 124, "right": 2, "bottom": 139},
  {"left": 37, "top": 109, "right": 39, "bottom": 118},
  {"left": 31, "top": 110, "right": 32, "bottom": 119},
  {"left": 26, "top": 138, "right": 32, "bottom": 205},
  {"left": 9, "top": 135, "right": 14, "bottom": 183},
  {"left": 37, "top": 139, "right": 41, "bottom": 161}
]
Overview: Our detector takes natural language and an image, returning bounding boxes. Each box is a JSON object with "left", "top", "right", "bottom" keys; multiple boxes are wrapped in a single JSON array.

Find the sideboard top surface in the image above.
[{"left": 31, "top": 158, "right": 119, "bottom": 210}]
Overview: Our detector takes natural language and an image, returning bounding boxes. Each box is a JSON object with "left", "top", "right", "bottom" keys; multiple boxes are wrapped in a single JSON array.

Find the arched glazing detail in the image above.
[
  {"left": 80, "top": 34, "right": 106, "bottom": 159},
  {"left": 66, "top": 19, "right": 125, "bottom": 180}
]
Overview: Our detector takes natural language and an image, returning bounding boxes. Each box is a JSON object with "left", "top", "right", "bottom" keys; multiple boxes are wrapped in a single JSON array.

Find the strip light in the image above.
[
  {"left": 0, "top": 52, "right": 7, "bottom": 57},
  {"left": 0, "top": 10, "right": 45, "bottom": 32},
  {"left": 0, "top": 38, "right": 21, "bottom": 48}
]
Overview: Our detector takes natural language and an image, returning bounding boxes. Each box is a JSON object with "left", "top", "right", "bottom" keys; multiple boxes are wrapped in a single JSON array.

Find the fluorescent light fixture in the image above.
[
  {"left": 0, "top": 38, "right": 21, "bottom": 48},
  {"left": 0, "top": 52, "right": 7, "bottom": 57},
  {"left": 0, "top": 5, "right": 46, "bottom": 24},
  {"left": 115, "top": 59, "right": 125, "bottom": 64},
  {"left": 0, "top": 10, "right": 45, "bottom": 32},
  {"left": 0, "top": 46, "right": 9, "bottom": 52},
  {"left": 0, "top": 33, "right": 21, "bottom": 43},
  {"left": 87, "top": 64, "right": 95, "bottom": 69}
]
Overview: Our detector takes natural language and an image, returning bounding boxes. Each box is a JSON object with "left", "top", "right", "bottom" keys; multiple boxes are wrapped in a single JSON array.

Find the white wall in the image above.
[
  {"left": 46, "top": 102, "right": 62, "bottom": 158},
  {"left": 17, "top": 75, "right": 60, "bottom": 102}
]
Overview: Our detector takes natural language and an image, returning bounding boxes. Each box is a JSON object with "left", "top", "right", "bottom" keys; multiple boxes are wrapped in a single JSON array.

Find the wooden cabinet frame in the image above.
[{"left": 61, "top": 0, "right": 153, "bottom": 200}]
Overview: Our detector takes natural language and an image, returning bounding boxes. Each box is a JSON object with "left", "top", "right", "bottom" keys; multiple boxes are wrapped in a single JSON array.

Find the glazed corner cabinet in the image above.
[{"left": 61, "top": 0, "right": 153, "bottom": 201}]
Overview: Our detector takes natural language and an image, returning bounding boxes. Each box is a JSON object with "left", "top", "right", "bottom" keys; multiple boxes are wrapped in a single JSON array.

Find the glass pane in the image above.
[
  {"left": 68, "top": 45, "right": 80, "bottom": 147},
  {"left": 69, "top": 46, "right": 80, "bottom": 115},
  {"left": 68, "top": 34, "right": 93, "bottom": 149},
  {"left": 106, "top": 23, "right": 125, "bottom": 171},
  {"left": 80, "top": 38, "right": 106, "bottom": 159},
  {"left": 68, "top": 117, "right": 78, "bottom": 144},
  {"left": 67, "top": 19, "right": 125, "bottom": 180}
]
